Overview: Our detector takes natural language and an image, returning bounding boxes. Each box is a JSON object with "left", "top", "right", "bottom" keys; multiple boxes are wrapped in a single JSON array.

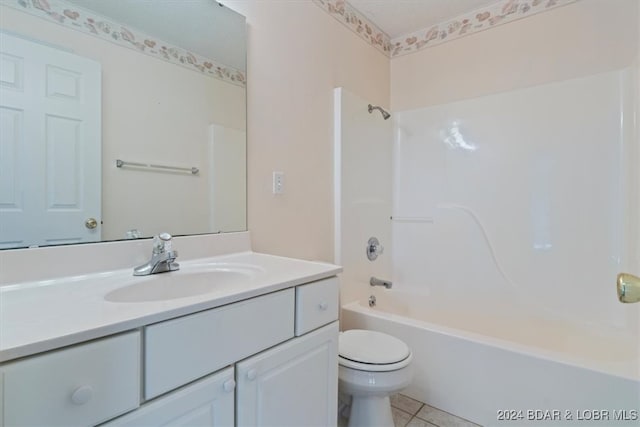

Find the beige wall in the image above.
[
  {"left": 0, "top": 5, "right": 245, "bottom": 241},
  {"left": 391, "top": 0, "right": 638, "bottom": 111},
  {"left": 229, "top": 1, "right": 390, "bottom": 262},
  {"left": 235, "top": 0, "right": 638, "bottom": 263},
  {"left": 8, "top": 0, "right": 631, "bottom": 264}
]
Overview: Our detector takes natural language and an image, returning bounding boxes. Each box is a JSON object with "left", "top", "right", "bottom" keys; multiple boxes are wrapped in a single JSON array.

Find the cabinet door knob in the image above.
[
  {"left": 318, "top": 302, "right": 328, "bottom": 311},
  {"left": 223, "top": 379, "right": 236, "bottom": 393},
  {"left": 246, "top": 369, "right": 258, "bottom": 381},
  {"left": 70, "top": 385, "right": 93, "bottom": 405}
]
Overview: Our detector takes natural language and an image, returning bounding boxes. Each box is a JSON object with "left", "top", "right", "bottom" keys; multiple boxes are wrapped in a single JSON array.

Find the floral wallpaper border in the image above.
[
  {"left": 390, "top": 0, "right": 578, "bottom": 57},
  {"left": 3, "top": 0, "right": 246, "bottom": 87},
  {"left": 312, "top": 0, "right": 392, "bottom": 56},
  {"left": 313, "top": 0, "right": 578, "bottom": 59}
]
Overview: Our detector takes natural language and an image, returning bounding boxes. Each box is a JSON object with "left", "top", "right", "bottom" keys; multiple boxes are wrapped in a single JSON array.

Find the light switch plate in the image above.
[{"left": 273, "top": 171, "right": 284, "bottom": 194}]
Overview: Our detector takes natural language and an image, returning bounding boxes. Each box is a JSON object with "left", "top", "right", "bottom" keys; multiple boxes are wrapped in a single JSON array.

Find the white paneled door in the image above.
[{"left": 0, "top": 32, "right": 101, "bottom": 249}]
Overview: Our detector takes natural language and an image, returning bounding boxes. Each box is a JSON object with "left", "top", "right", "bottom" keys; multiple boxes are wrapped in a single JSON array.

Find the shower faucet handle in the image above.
[{"left": 367, "top": 237, "right": 384, "bottom": 261}]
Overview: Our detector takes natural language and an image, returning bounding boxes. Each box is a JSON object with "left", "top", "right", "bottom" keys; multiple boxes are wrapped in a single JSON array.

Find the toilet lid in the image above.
[{"left": 339, "top": 329, "right": 410, "bottom": 365}]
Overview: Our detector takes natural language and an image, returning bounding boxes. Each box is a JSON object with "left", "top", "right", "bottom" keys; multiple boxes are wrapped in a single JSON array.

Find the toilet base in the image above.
[{"left": 348, "top": 395, "right": 393, "bottom": 427}]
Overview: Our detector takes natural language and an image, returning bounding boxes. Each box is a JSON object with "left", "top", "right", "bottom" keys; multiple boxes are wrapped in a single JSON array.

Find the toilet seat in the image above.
[
  {"left": 339, "top": 329, "right": 412, "bottom": 372},
  {"left": 339, "top": 353, "right": 413, "bottom": 371}
]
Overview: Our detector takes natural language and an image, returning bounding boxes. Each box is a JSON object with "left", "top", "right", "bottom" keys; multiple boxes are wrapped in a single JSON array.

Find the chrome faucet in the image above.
[
  {"left": 133, "top": 232, "right": 180, "bottom": 276},
  {"left": 370, "top": 276, "right": 392, "bottom": 289}
]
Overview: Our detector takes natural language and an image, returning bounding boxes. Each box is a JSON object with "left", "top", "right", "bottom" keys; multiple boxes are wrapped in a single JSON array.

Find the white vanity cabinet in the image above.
[
  {"left": 131, "top": 276, "right": 338, "bottom": 427},
  {"left": 0, "top": 276, "right": 339, "bottom": 427},
  {"left": 234, "top": 277, "right": 339, "bottom": 426}
]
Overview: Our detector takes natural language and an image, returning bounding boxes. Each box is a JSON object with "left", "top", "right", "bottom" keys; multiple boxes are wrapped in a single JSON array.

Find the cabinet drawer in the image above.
[
  {"left": 0, "top": 331, "right": 140, "bottom": 426},
  {"left": 295, "top": 277, "right": 339, "bottom": 336},
  {"left": 145, "top": 289, "right": 294, "bottom": 399}
]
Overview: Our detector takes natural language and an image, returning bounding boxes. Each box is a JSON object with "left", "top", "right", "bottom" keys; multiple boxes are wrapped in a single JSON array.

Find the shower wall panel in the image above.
[
  {"left": 392, "top": 69, "right": 637, "bottom": 331},
  {"left": 334, "top": 88, "right": 393, "bottom": 305}
]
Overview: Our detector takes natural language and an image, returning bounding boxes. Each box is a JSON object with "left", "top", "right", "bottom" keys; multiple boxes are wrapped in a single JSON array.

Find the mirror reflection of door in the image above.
[{"left": 0, "top": 33, "right": 101, "bottom": 249}]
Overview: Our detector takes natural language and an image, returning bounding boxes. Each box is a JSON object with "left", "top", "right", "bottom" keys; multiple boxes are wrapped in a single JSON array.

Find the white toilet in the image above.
[{"left": 338, "top": 329, "right": 413, "bottom": 427}]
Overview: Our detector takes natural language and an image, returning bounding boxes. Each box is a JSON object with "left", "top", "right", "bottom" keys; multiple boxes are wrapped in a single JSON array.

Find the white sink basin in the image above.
[{"left": 105, "top": 263, "right": 263, "bottom": 303}]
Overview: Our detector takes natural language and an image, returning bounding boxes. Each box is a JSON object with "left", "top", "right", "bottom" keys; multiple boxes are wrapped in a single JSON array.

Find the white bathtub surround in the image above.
[
  {"left": 386, "top": 71, "right": 640, "bottom": 422},
  {"left": 335, "top": 68, "right": 640, "bottom": 427},
  {"left": 334, "top": 88, "right": 393, "bottom": 304},
  {"left": 392, "top": 69, "right": 639, "bottom": 334},
  {"left": 332, "top": 2, "right": 639, "bottom": 426},
  {"left": 342, "top": 294, "right": 639, "bottom": 427}
]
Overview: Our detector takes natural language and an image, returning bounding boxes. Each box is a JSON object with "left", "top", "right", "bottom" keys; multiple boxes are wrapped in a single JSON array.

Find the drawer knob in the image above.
[
  {"left": 70, "top": 385, "right": 93, "bottom": 405},
  {"left": 318, "top": 302, "right": 328, "bottom": 311},
  {"left": 247, "top": 369, "right": 258, "bottom": 381},
  {"left": 223, "top": 379, "right": 236, "bottom": 393}
]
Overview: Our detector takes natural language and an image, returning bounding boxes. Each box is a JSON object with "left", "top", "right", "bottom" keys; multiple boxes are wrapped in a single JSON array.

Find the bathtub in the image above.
[{"left": 341, "top": 289, "right": 640, "bottom": 427}]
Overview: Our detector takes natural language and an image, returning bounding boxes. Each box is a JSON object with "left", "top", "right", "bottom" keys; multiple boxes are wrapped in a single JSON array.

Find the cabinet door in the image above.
[
  {"left": 103, "top": 367, "right": 234, "bottom": 427},
  {"left": 236, "top": 321, "right": 338, "bottom": 427}
]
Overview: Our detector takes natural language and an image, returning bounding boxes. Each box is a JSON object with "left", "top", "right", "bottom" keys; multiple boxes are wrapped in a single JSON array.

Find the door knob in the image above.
[
  {"left": 85, "top": 218, "right": 98, "bottom": 229},
  {"left": 617, "top": 273, "right": 640, "bottom": 303}
]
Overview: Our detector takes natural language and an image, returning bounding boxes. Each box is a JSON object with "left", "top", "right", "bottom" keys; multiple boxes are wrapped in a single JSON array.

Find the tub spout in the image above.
[{"left": 370, "top": 277, "right": 392, "bottom": 289}]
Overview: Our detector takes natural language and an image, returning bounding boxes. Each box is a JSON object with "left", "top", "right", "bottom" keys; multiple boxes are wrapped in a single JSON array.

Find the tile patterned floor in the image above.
[
  {"left": 338, "top": 392, "right": 481, "bottom": 427},
  {"left": 391, "top": 394, "right": 481, "bottom": 427}
]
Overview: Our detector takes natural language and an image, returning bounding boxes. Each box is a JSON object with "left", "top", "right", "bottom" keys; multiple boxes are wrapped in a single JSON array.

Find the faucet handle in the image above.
[
  {"left": 367, "top": 237, "right": 384, "bottom": 261},
  {"left": 153, "top": 232, "right": 173, "bottom": 253},
  {"left": 158, "top": 232, "right": 172, "bottom": 241}
]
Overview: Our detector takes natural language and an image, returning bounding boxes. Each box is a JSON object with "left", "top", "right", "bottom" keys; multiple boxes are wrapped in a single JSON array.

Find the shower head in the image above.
[{"left": 368, "top": 104, "right": 391, "bottom": 120}]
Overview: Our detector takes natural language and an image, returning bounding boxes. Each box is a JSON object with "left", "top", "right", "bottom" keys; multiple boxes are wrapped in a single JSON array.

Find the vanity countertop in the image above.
[{"left": 0, "top": 251, "right": 341, "bottom": 363}]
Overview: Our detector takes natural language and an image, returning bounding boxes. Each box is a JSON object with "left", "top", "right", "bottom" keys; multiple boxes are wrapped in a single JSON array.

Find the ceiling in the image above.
[{"left": 348, "top": 0, "right": 497, "bottom": 38}]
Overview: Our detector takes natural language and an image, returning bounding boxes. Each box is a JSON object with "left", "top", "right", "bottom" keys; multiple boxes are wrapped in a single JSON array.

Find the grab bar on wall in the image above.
[
  {"left": 391, "top": 216, "right": 434, "bottom": 223},
  {"left": 116, "top": 159, "right": 199, "bottom": 175}
]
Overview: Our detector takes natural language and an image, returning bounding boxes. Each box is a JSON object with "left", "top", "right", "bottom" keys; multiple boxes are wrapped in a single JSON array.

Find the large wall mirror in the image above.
[{"left": 0, "top": 0, "right": 247, "bottom": 249}]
